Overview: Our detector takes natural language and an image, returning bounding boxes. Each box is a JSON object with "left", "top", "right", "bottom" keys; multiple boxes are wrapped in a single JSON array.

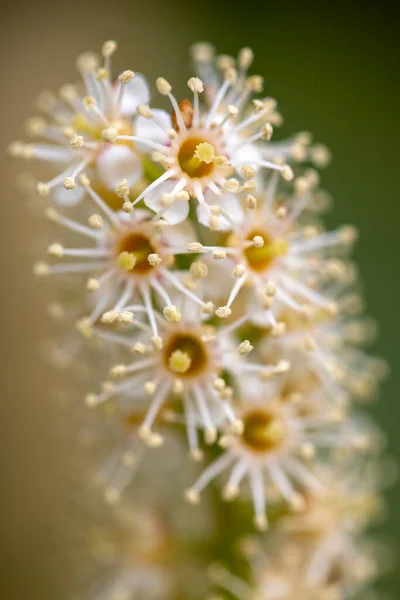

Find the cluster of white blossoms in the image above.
[{"left": 11, "top": 41, "right": 393, "bottom": 600}]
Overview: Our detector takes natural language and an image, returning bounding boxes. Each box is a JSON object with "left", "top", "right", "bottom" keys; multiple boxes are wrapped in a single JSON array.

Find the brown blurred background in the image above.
[{"left": 1, "top": 0, "right": 399, "bottom": 597}]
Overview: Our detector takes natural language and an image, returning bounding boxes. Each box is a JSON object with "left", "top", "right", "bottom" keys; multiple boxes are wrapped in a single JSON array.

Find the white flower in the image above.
[
  {"left": 197, "top": 174, "right": 357, "bottom": 326},
  {"left": 210, "top": 533, "right": 378, "bottom": 600},
  {"left": 10, "top": 41, "right": 149, "bottom": 205},
  {"left": 113, "top": 53, "right": 295, "bottom": 223},
  {"left": 186, "top": 375, "right": 357, "bottom": 531},
  {"left": 84, "top": 296, "right": 276, "bottom": 455},
  {"left": 260, "top": 303, "right": 388, "bottom": 405},
  {"left": 34, "top": 177, "right": 207, "bottom": 337}
]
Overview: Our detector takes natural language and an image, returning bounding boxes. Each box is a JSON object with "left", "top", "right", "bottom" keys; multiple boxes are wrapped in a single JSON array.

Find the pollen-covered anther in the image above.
[
  {"left": 223, "top": 484, "right": 239, "bottom": 501},
  {"left": 147, "top": 253, "right": 162, "bottom": 266},
  {"left": 275, "top": 205, "right": 288, "bottom": 219},
  {"left": 187, "top": 76, "right": 204, "bottom": 93},
  {"left": 118, "top": 70, "right": 135, "bottom": 84},
  {"left": 114, "top": 179, "right": 130, "bottom": 199},
  {"left": 203, "top": 301, "right": 214, "bottom": 315},
  {"left": 246, "top": 194, "right": 257, "bottom": 209},
  {"left": 102, "top": 39, "right": 117, "bottom": 57},
  {"left": 136, "top": 104, "right": 153, "bottom": 118},
  {"left": 300, "top": 442, "right": 316, "bottom": 459},
  {"left": 101, "top": 127, "right": 118, "bottom": 142},
  {"left": 252, "top": 235, "right": 264, "bottom": 248},
  {"left": 151, "top": 336, "right": 163, "bottom": 351},
  {"left": 254, "top": 514, "right": 268, "bottom": 532},
  {"left": 163, "top": 305, "right": 182, "bottom": 323},
  {"left": 87, "top": 278, "right": 100, "bottom": 292},
  {"left": 122, "top": 201, "right": 133, "bottom": 213},
  {"left": 69, "top": 134, "right": 84, "bottom": 148},
  {"left": 205, "top": 427, "right": 217, "bottom": 445},
  {"left": 88, "top": 213, "right": 103, "bottom": 229},
  {"left": 232, "top": 264, "right": 246, "bottom": 278},
  {"left": 144, "top": 381, "right": 156, "bottom": 396},
  {"left": 83, "top": 95, "right": 97, "bottom": 110},
  {"left": 78, "top": 173, "right": 90, "bottom": 187},
  {"left": 185, "top": 488, "right": 200, "bottom": 505},
  {"left": 220, "top": 386, "right": 233, "bottom": 401},
  {"left": 190, "top": 449, "right": 204, "bottom": 462},
  {"left": 213, "top": 249, "right": 227, "bottom": 260},
  {"left": 132, "top": 342, "right": 147, "bottom": 355},
  {"left": 26, "top": 117, "right": 47, "bottom": 136},
  {"left": 63, "top": 177, "right": 76, "bottom": 190},
  {"left": 248, "top": 74, "right": 264, "bottom": 93},
  {"left": 176, "top": 190, "right": 190, "bottom": 202},
  {"left": 241, "top": 165, "right": 256, "bottom": 179},
  {"left": 111, "top": 364, "right": 127, "bottom": 378},
  {"left": 223, "top": 178, "right": 240, "bottom": 193},
  {"left": 261, "top": 123, "right": 273, "bottom": 140},
  {"left": 117, "top": 311, "right": 134, "bottom": 325},
  {"left": 156, "top": 77, "right": 172, "bottom": 95},
  {"left": 101, "top": 310, "right": 118, "bottom": 324},
  {"left": 172, "top": 379, "right": 184, "bottom": 395},
  {"left": 190, "top": 260, "right": 209, "bottom": 280},
  {"left": 225, "top": 67, "right": 238, "bottom": 84},
  {"left": 118, "top": 251, "right": 136, "bottom": 271},
  {"left": 265, "top": 281, "right": 276, "bottom": 297},
  {"left": 35, "top": 181, "right": 49, "bottom": 197},
  {"left": 47, "top": 243, "right": 64, "bottom": 258},
  {"left": 215, "top": 306, "right": 231, "bottom": 319},
  {"left": 238, "top": 340, "right": 253, "bottom": 355},
  {"left": 340, "top": 225, "right": 359, "bottom": 245},
  {"left": 271, "top": 322, "right": 286, "bottom": 337},
  {"left": 33, "top": 261, "right": 50, "bottom": 277},
  {"left": 96, "top": 68, "right": 109, "bottom": 81},
  {"left": 168, "top": 350, "right": 192, "bottom": 374},
  {"left": 213, "top": 378, "right": 226, "bottom": 392},
  {"left": 275, "top": 359, "right": 290, "bottom": 374},
  {"left": 281, "top": 165, "right": 294, "bottom": 181},
  {"left": 84, "top": 393, "right": 98, "bottom": 408},
  {"left": 76, "top": 317, "right": 93, "bottom": 338},
  {"left": 288, "top": 493, "right": 306, "bottom": 513},
  {"left": 147, "top": 432, "right": 164, "bottom": 448},
  {"left": 228, "top": 104, "right": 239, "bottom": 117},
  {"left": 187, "top": 242, "right": 204, "bottom": 253},
  {"left": 194, "top": 142, "right": 215, "bottom": 164}
]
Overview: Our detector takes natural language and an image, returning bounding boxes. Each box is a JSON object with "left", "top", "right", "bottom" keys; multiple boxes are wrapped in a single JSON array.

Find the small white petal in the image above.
[
  {"left": 120, "top": 73, "right": 150, "bottom": 116},
  {"left": 135, "top": 109, "right": 172, "bottom": 150},
  {"left": 96, "top": 145, "right": 142, "bottom": 190}
]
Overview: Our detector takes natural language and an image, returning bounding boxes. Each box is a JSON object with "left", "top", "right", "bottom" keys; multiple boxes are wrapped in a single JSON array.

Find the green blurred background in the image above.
[{"left": 1, "top": 0, "right": 399, "bottom": 597}]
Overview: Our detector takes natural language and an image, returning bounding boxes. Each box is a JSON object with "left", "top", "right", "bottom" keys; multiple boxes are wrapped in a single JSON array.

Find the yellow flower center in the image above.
[
  {"left": 244, "top": 228, "right": 288, "bottom": 273},
  {"left": 178, "top": 137, "right": 216, "bottom": 179},
  {"left": 72, "top": 114, "right": 133, "bottom": 143},
  {"left": 117, "top": 231, "right": 157, "bottom": 275},
  {"left": 163, "top": 333, "right": 208, "bottom": 378},
  {"left": 242, "top": 409, "right": 286, "bottom": 452}
]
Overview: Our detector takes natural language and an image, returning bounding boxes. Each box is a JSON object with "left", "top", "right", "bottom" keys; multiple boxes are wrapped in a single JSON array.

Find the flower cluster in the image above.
[{"left": 11, "top": 41, "right": 392, "bottom": 600}]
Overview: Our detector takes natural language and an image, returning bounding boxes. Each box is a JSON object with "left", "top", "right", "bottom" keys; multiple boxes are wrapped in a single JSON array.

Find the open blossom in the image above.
[
  {"left": 260, "top": 301, "right": 388, "bottom": 406},
  {"left": 84, "top": 295, "right": 289, "bottom": 455},
  {"left": 185, "top": 375, "right": 357, "bottom": 531},
  {"left": 210, "top": 533, "right": 379, "bottom": 600},
  {"left": 109, "top": 50, "right": 297, "bottom": 224},
  {"left": 192, "top": 173, "right": 357, "bottom": 324},
  {"left": 9, "top": 40, "right": 149, "bottom": 206},
  {"left": 33, "top": 176, "right": 208, "bottom": 337}
]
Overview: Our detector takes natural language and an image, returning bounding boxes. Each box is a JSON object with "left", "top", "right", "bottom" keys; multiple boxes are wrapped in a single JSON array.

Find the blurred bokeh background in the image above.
[{"left": 1, "top": 0, "right": 399, "bottom": 597}]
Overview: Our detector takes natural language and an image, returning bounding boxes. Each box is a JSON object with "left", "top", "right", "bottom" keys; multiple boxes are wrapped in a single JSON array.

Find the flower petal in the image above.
[
  {"left": 53, "top": 183, "right": 86, "bottom": 206},
  {"left": 96, "top": 145, "right": 142, "bottom": 190},
  {"left": 144, "top": 180, "right": 189, "bottom": 225},
  {"left": 120, "top": 73, "right": 150, "bottom": 116},
  {"left": 135, "top": 109, "right": 172, "bottom": 151}
]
